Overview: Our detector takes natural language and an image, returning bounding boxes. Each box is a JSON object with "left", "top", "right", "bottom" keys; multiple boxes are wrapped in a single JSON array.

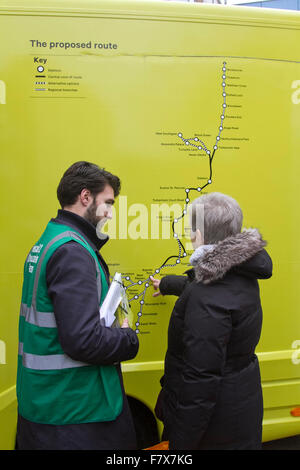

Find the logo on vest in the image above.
[{"left": 27, "top": 244, "right": 43, "bottom": 273}]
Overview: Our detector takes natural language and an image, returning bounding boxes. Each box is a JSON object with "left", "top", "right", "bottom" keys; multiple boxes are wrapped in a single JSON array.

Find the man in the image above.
[{"left": 16, "top": 161, "right": 139, "bottom": 450}]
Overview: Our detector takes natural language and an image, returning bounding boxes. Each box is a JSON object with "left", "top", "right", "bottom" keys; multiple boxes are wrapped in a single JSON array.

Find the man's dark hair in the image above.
[{"left": 57, "top": 161, "right": 121, "bottom": 208}]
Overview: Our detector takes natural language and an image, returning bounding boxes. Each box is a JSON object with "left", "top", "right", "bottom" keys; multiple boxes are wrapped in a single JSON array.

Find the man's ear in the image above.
[{"left": 79, "top": 189, "right": 92, "bottom": 207}]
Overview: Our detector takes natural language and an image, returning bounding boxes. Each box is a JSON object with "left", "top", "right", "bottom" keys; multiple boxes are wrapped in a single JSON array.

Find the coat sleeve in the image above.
[
  {"left": 46, "top": 241, "right": 139, "bottom": 366},
  {"left": 160, "top": 275, "right": 189, "bottom": 296},
  {"left": 168, "top": 285, "right": 232, "bottom": 450}
]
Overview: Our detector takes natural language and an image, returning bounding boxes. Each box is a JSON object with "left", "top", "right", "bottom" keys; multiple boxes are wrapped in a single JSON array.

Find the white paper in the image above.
[{"left": 99, "top": 272, "right": 124, "bottom": 327}]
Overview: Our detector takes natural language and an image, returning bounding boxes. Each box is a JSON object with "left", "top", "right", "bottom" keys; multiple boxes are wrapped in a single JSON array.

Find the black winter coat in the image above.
[{"left": 157, "top": 229, "right": 272, "bottom": 450}]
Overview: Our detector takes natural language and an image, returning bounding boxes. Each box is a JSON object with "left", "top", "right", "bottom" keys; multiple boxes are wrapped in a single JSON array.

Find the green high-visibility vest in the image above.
[{"left": 17, "top": 220, "right": 123, "bottom": 425}]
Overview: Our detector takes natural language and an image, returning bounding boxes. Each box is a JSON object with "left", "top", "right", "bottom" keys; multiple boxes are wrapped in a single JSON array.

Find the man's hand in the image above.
[{"left": 150, "top": 276, "right": 161, "bottom": 297}]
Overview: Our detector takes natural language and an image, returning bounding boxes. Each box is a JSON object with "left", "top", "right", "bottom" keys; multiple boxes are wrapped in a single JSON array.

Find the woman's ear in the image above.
[
  {"left": 195, "top": 229, "right": 204, "bottom": 246},
  {"left": 191, "top": 229, "right": 203, "bottom": 249}
]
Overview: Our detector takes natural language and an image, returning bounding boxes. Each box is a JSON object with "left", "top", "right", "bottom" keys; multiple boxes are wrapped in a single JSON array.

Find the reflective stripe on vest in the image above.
[
  {"left": 19, "top": 229, "right": 103, "bottom": 370},
  {"left": 20, "top": 303, "right": 57, "bottom": 328},
  {"left": 19, "top": 342, "right": 90, "bottom": 370}
]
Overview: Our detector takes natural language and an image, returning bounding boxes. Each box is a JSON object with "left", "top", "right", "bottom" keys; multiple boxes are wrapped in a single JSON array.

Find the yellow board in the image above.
[{"left": 0, "top": 0, "right": 300, "bottom": 449}]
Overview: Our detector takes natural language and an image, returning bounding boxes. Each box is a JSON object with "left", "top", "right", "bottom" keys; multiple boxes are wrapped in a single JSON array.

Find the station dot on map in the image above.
[
  {"left": 138, "top": 312, "right": 142, "bottom": 317},
  {"left": 140, "top": 300, "right": 144, "bottom": 305},
  {"left": 145, "top": 283, "right": 149, "bottom": 288}
]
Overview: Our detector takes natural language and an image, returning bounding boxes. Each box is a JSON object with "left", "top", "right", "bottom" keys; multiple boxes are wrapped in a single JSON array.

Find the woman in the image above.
[{"left": 151, "top": 192, "right": 272, "bottom": 450}]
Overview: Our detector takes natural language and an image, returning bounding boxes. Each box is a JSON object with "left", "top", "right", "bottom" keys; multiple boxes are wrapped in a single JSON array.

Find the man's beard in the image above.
[
  {"left": 84, "top": 198, "right": 98, "bottom": 227},
  {"left": 84, "top": 198, "right": 108, "bottom": 239}
]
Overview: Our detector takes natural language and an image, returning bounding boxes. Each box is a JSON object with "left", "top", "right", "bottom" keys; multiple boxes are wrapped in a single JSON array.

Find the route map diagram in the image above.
[{"left": 123, "top": 62, "right": 228, "bottom": 334}]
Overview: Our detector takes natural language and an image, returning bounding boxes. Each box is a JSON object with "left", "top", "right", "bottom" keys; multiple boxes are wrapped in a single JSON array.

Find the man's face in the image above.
[{"left": 84, "top": 185, "right": 115, "bottom": 228}]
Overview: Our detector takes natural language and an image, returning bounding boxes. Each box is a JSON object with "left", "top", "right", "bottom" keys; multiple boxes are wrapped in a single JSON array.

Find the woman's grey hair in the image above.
[{"left": 191, "top": 192, "right": 243, "bottom": 244}]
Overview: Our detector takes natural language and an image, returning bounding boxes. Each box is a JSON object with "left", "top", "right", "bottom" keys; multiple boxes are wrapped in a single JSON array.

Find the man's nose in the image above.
[{"left": 105, "top": 207, "right": 113, "bottom": 219}]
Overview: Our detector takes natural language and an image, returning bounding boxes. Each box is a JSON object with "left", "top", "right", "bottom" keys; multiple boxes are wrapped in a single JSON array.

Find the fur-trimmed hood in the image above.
[{"left": 190, "top": 229, "right": 267, "bottom": 284}]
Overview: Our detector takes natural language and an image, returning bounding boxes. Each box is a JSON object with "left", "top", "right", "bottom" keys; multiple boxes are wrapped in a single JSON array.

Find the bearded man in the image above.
[{"left": 16, "top": 161, "right": 139, "bottom": 450}]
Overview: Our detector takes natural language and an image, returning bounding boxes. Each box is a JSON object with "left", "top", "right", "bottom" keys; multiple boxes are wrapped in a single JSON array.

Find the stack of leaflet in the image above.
[{"left": 99, "top": 272, "right": 133, "bottom": 328}]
